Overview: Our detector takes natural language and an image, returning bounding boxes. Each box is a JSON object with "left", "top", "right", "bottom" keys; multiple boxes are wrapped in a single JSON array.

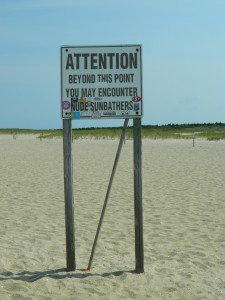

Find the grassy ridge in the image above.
[{"left": 1, "top": 123, "right": 225, "bottom": 141}]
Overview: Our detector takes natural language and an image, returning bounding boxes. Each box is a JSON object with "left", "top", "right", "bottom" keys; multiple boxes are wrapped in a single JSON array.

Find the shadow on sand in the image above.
[{"left": 0, "top": 268, "right": 134, "bottom": 282}]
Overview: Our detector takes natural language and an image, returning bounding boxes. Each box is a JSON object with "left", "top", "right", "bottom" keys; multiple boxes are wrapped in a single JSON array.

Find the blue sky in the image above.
[{"left": 0, "top": 0, "right": 224, "bottom": 129}]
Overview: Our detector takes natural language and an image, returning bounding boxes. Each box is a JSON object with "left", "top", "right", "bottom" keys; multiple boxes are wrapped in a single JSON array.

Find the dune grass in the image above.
[{"left": 1, "top": 123, "right": 225, "bottom": 141}]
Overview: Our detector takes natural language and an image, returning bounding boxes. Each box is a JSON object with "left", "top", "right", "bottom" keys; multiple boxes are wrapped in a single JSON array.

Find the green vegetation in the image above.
[
  {"left": 1, "top": 123, "right": 225, "bottom": 141},
  {"left": 142, "top": 123, "right": 225, "bottom": 141}
]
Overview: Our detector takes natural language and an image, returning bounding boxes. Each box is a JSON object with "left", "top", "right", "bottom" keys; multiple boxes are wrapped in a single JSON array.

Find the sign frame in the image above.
[{"left": 61, "top": 44, "right": 143, "bottom": 120}]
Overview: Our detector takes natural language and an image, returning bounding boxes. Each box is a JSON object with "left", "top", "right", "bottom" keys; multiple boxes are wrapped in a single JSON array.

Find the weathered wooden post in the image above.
[
  {"left": 39, "top": 132, "right": 43, "bottom": 141},
  {"left": 13, "top": 131, "right": 17, "bottom": 140},
  {"left": 87, "top": 119, "right": 129, "bottom": 271},
  {"left": 133, "top": 118, "right": 144, "bottom": 273},
  {"left": 63, "top": 119, "right": 75, "bottom": 271}
]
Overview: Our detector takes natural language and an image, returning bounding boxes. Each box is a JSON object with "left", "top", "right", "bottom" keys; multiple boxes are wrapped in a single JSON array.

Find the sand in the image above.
[{"left": 0, "top": 135, "right": 225, "bottom": 299}]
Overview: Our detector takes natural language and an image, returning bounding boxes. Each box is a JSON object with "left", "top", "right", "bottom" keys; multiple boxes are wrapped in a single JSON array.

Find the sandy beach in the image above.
[{"left": 0, "top": 135, "right": 225, "bottom": 299}]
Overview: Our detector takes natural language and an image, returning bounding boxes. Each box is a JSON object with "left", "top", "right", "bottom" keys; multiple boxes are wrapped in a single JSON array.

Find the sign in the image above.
[{"left": 61, "top": 45, "right": 142, "bottom": 119}]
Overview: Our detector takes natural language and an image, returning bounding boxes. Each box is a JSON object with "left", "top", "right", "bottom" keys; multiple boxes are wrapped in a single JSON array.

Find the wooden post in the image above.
[
  {"left": 133, "top": 118, "right": 144, "bottom": 273},
  {"left": 87, "top": 119, "right": 129, "bottom": 271},
  {"left": 63, "top": 119, "right": 76, "bottom": 271},
  {"left": 13, "top": 131, "right": 17, "bottom": 140}
]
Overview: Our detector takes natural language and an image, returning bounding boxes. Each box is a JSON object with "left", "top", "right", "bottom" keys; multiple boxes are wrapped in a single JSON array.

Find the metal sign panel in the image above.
[{"left": 61, "top": 45, "right": 142, "bottom": 119}]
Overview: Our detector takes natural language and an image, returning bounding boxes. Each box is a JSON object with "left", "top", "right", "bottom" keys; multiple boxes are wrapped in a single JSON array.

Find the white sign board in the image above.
[{"left": 61, "top": 45, "right": 142, "bottom": 119}]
